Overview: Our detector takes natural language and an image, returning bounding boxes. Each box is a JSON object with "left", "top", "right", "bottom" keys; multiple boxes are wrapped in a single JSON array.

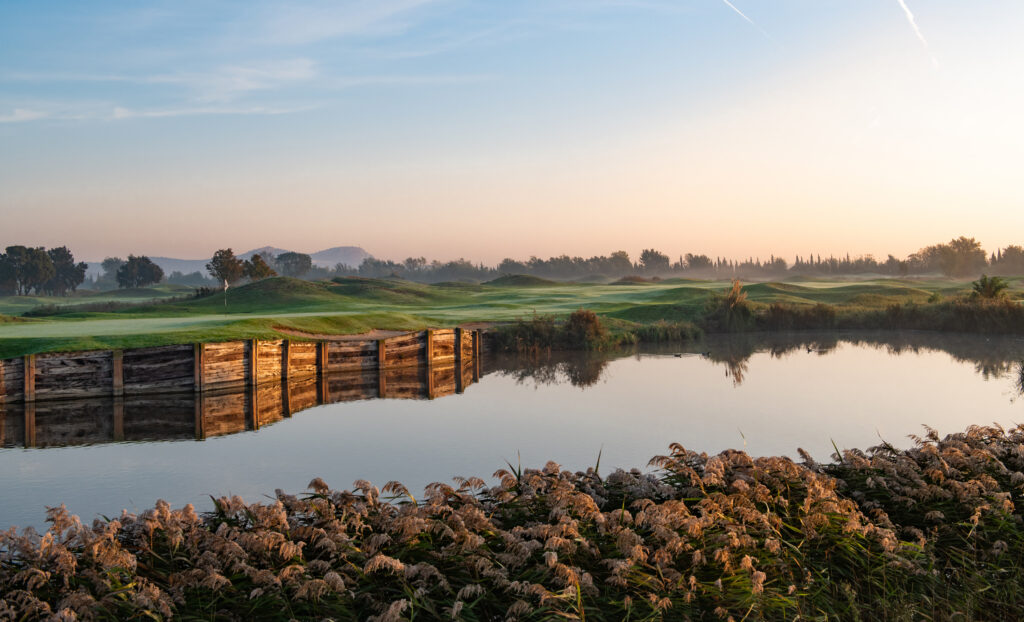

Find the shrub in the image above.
[{"left": 563, "top": 309, "right": 607, "bottom": 349}]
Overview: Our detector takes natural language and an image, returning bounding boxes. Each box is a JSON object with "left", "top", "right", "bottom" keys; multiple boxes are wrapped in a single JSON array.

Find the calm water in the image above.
[{"left": 2, "top": 331, "right": 1023, "bottom": 531}]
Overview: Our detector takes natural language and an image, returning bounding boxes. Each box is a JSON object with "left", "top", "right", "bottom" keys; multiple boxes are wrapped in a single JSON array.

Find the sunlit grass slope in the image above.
[{"left": 0, "top": 275, "right": 1020, "bottom": 357}]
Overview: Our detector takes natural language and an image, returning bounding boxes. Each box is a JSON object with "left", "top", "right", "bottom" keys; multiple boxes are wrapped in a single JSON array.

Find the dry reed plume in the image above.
[{"left": 3, "top": 424, "right": 1024, "bottom": 620}]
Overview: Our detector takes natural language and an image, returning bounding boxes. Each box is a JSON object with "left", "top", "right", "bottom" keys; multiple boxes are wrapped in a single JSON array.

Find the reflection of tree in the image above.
[
  {"left": 723, "top": 358, "right": 748, "bottom": 386},
  {"left": 1017, "top": 361, "right": 1024, "bottom": 397},
  {"left": 488, "top": 332, "right": 1024, "bottom": 392},
  {"left": 491, "top": 352, "right": 612, "bottom": 388}
]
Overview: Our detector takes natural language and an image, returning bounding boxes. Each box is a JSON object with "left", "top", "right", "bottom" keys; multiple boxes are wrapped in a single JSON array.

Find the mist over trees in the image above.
[
  {"left": 0, "top": 245, "right": 86, "bottom": 295},
  {"left": 116, "top": 255, "right": 164, "bottom": 288},
  {"left": 2, "top": 236, "right": 1020, "bottom": 297},
  {"left": 333, "top": 236, "right": 1022, "bottom": 283}
]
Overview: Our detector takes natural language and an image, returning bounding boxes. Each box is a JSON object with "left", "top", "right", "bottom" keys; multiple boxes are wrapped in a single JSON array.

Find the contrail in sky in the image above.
[
  {"left": 896, "top": 0, "right": 939, "bottom": 67},
  {"left": 718, "top": 0, "right": 774, "bottom": 42}
]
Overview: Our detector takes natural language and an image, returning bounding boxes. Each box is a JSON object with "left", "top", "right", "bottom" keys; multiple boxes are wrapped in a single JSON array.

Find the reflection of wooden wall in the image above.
[
  {"left": 0, "top": 330, "right": 483, "bottom": 405},
  {"left": 0, "top": 355, "right": 482, "bottom": 448}
]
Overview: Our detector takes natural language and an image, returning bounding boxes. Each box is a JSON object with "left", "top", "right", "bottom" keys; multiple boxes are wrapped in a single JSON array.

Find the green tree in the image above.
[
  {"left": 44, "top": 246, "right": 87, "bottom": 296},
  {"left": 639, "top": 249, "right": 670, "bottom": 274},
  {"left": 971, "top": 274, "right": 1009, "bottom": 299},
  {"left": 206, "top": 249, "right": 245, "bottom": 285},
  {"left": 608, "top": 250, "right": 633, "bottom": 275},
  {"left": 243, "top": 254, "right": 277, "bottom": 281},
  {"left": 276, "top": 252, "right": 313, "bottom": 278},
  {"left": 116, "top": 255, "right": 164, "bottom": 288},
  {"left": 685, "top": 253, "right": 714, "bottom": 271},
  {"left": 0, "top": 246, "right": 55, "bottom": 295}
]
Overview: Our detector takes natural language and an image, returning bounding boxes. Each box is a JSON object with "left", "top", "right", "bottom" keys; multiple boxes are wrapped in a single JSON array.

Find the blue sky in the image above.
[{"left": 2, "top": 1, "right": 1022, "bottom": 262}]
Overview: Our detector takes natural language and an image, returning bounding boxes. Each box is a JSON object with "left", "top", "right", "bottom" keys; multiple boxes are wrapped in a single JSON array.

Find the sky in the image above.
[{"left": 1, "top": 1, "right": 1023, "bottom": 264}]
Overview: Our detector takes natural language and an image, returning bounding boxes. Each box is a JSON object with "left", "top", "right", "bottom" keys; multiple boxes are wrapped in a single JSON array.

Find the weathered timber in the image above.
[
  {"left": 112, "top": 351, "right": 124, "bottom": 398},
  {"left": 0, "top": 357, "right": 25, "bottom": 403},
  {"left": 0, "top": 329, "right": 483, "bottom": 404},
  {"left": 123, "top": 345, "right": 194, "bottom": 395},
  {"left": 288, "top": 342, "right": 317, "bottom": 379},
  {"left": 24, "top": 355, "right": 36, "bottom": 403}
]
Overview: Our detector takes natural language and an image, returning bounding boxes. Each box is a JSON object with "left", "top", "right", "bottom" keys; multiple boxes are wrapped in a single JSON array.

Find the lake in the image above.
[{"left": 2, "top": 330, "right": 1023, "bottom": 531}]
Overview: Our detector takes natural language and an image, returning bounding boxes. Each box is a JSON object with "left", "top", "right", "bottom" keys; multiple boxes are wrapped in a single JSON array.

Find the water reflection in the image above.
[
  {"left": 3, "top": 331, "right": 1024, "bottom": 531},
  {"left": 490, "top": 331, "right": 1024, "bottom": 391},
  {"left": 3, "top": 331, "right": 1024, "bottom": 451},
  {"left": 1, "top": 359, "right": 479, "bottom": 449}
]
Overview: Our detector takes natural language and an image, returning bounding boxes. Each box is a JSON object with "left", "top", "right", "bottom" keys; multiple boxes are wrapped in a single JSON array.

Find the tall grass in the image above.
[{"left": 4, "top": 424, "right": 1024, "bottom": 620}]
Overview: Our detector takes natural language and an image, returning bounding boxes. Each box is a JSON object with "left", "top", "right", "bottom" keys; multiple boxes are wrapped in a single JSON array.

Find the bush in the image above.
[{"left": 563, "top": 309, "right": 607, "bottom": 349}]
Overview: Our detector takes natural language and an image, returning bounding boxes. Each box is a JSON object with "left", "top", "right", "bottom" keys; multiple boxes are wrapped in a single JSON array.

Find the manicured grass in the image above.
[
  {"left": 0, "top": 284, "right": 194, "bottom": 316},
  {"left": 0, "top": 276, "right": 1020, "bottom": 358}
]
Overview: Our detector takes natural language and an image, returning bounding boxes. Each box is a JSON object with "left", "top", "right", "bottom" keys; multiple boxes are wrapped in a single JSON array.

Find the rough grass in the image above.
[
  {"left": 1, "top": 276, "right": 1021, "bottom": 358},
  {"left": 484, "top": 274, "right": 560, "bottom": 287},
  {"left": 3, "top": 424, "right": 1024, "bottom": 620}
]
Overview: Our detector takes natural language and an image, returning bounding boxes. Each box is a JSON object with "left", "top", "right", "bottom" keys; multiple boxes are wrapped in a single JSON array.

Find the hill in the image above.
[{"left": 85, "top": 245, "right": 372, "bottom": 278}]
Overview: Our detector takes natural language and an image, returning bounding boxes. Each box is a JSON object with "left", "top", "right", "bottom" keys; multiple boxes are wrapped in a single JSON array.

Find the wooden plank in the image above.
[
  {"left": 426, "top": 329, "right": 435, "bottom": 363},
  {"left": 250, "top": 339, "right": 259, "bottom": 386},
  {"left": 194, "top": 343, "right": 204, "bottom": 393},
  {"left": 378, "top": 339, "right": 387, "bottom": 368},
  {"left": 251, "top": 382, "right": 260, "bottom": 429},
  {"left": 24, "top": 402, "right": 35, "bottom": 447},
  {"left": 113, "top": 398, "right": 124, "bottom": 441},
  {"left": 194, "top": 393, "right": 205, "bottom": 439},
  {"left": 282, "top": 340, "right": 291, "bottom": 381},
  {"left": 112, "top": 350, "right": 124, "bottom": 397},
  {"left": 124, "top": 345, "right": 194, "bottom": 394},
  {"left": 24, "top": 354, "right": 35, "bottom": 403}
]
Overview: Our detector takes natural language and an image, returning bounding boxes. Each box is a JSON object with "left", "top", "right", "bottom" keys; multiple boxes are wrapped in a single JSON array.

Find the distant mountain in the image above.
[
  {"left": 84, "top": 246, "right": 372, "bottom": 279},
  {"left": 308, "top": 246, "right": 371, "bottom": 269}
]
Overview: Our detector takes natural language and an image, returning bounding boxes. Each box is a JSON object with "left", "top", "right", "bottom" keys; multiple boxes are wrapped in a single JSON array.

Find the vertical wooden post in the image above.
[
  {"left": 472, "top": 331, "right": 481, "bottom": 382},
  {"left": 23, "top": 354, "right": 35, "bottom": 403},
  {"left": 283, "top": 380, "right": 292, "bottom": 417},
  {"left": 24, "top": 402, "right": 36, "bottom": 448},
  {"left": 194, "top": 393, "right": 205, "bottom": 440},
  {"left": 377, "top": 339, "right": 387, "bottom": 368},
  {"left": 112, "top": 350, "right": 124, "bottom": 398},
  {"left": 250, "top": 384, "right": 260, "bottom": 430},
  {"left": 250, "top": 339, "right": 260, "bottom": 386},
  {"left": 317, "top": 342, "right": 328, "bottom": 375},
  {"left": 112, "top": 398, "right": 125, "bottom": 442},
  {"left": 282, "top": 340, "right": 291, "bottom": 382},
  {"left": 193, "top": 343, "right": 204, "bottom": 393},
  {"left": 317, "top": 342, "right": 329, "bottom": 404},
  {"left": 455, "top": 328, "right": 464, "bottom": 363},
  {"left": 426, "top": 329, "right": 435, "bottom": 364}
]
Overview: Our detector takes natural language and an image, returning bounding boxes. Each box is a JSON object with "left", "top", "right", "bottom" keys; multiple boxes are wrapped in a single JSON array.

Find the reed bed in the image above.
[{"left": 3, "top": 424, "right": 1024, "bottom": 620}]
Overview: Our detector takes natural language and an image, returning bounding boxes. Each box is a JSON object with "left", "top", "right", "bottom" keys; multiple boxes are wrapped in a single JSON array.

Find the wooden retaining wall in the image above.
[
  {"left": 0, "top": 329, "right": 483, "bottom": 404},
  {"left": 0, "top": 357, "right": 479, "bottom": 448}
]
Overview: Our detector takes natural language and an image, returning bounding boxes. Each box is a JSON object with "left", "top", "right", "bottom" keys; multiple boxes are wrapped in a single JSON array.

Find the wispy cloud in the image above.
[
  {"left": 895, "top": 0, "right": 939, "bottom": 68},
  {"left": 111, "top": 104, "right": 315, "bottom": 120},
  {"left": 239, "top": 0, "right": 441, "bottom": 46},
  {"left": 0, "top": 108, "right": 48, "bottom": 123},
  {"left": 717, "top": 0, "right": 773, "bottom": 42},
  {"left": 148, "top": 59, "right": 318, "bottom": 102}
]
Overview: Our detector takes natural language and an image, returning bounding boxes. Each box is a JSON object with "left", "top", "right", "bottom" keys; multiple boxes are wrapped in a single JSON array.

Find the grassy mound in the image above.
[
  {"left": 484, "top": 274, "right": 559, "bottom": 287},
  {"left": 179, "top": 278, "right": 340, "bottom": 312},
  {"left": 328, "top": 277, "right": 445, "bottom": 304},
  {"left": 3, "top": 424, "right": 1024, "bottom": 620}
]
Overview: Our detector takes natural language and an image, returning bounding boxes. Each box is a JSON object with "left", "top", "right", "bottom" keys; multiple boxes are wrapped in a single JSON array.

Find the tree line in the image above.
[
  {"left": 0, "top": 246, "right": 88, "bottom": 296},
  {"left": 3, "top": 236, "right": 1022, "bottom": 297},
  {"left": 338, "top": 237, "right": 1024, "bottom": 282}
]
